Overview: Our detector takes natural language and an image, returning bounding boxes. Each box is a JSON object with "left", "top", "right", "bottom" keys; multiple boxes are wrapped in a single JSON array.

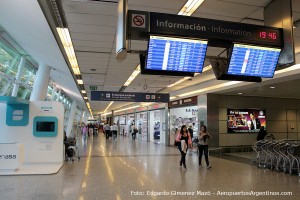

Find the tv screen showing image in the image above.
[
  {"left": 145, "top": 35, "right": 208, "bottom": 74},
  {"left": 227, "top": 109, "right": 266, "bottom": 133},
  {"left": 36, "top": 121, "right": 55, "bottom": 132},
  {"left": 228, "top": 43, "right": 281, "bottom": 78}
]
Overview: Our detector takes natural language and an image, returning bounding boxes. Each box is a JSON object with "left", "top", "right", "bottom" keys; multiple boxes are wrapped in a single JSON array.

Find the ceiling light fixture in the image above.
[
  {"left": 77, "top": 79, "right": 83, "bottom": 84},
  {"left": 238, "top": 92, "right": 243, "bottom": 95},
  {"left": 178, "top": 81, "right": 241, "bottom": 97},
  {"left": 270, "top": 86, "right": 275, "bottom": 89},
  {"left": 294, "top": 20, "right": 300, "bottom": 28},
  {"left": 167, "top": 64, "right": 212, "bottom": 88},
  {"left": 167, "top": 77, "right": 190, "bottom": 88},
  {"left": 84, "top": 97, "right": 88, "bottom": 100},
  {"left": 178, "top": 0, "right": 205, "bottom": 16},
  {"left": 275, "top": 64, "right": 300, "bottom": 75},
  {"left": 202, "top": 64, "right": 212, "bottom": 72},
  {"left": 104, "top": 101, "right": 114, "bottom": 113},
  {"left": 123, "top": 65, "right": 141, "bottom": 87},
  {"left": 81, "top": 90, "right": 86, "bottom": 94},
  {"left": 114, "top": 105, "right": 140, "bottom": 113},
  {"left": 56, "top": 28, "right": 81, "bottom": 75}
]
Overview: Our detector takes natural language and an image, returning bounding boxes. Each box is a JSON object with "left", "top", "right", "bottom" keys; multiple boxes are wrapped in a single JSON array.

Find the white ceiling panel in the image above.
[
  {"left": 192, "top": 13, "right": 240, "bottom": 22},
  {"left": 128, "top": 0, "right": 184, "bottom": 10},
  {"left": 76, "top": 52, "right": 111, "bottom": 58},
  {"left": 74, "top": 46, "right": 112, "bottom": 52},
  {"left": 68, "top": 23, "right": 116, "bottom": 34},
  {"left": 76, "top": 56, "right": 110, "bottom": 63},
  {"left": 71, "top": 32, "right": 115, "bottom": 43},
  {"left": 73, "top": 40, "right": 113, "bottom": 48},
  {"left": 240, "top": 18, "right": 264, "bottom": 25},
  {"left": 293, "top": 0, "right": 300, "bottom": 12},
  {"left": 64, "top": 13, "right": 117, "bottom": 26},
  {"left": 247, "top": 7, "right": 264, "bottom": 20},
  {"left": 197, "top": 0, "right": 259, "bottom": 19},
  {"left": 63, "top": 0, "right": 117, "bottom": 16},
  {"left": 219, "top": 0, "right": 271, "bottom": 7},
  {"left": 78, "top": 60, "right": 108, "bottom": 66}
]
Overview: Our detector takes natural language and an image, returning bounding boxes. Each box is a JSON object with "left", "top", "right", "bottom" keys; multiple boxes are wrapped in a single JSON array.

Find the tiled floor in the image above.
[{"left": 1, "top": 134, "right": 299, "bottom": 200}]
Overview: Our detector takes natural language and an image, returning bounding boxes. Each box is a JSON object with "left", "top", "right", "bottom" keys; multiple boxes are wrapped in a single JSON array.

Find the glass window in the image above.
[{"left": 0, "top": 42, "right": 20, "bottom": 78}]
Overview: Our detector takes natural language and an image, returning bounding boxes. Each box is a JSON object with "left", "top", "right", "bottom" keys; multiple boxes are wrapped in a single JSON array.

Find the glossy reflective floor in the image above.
[{"left": 1, "top": 134, "right": 299, "bottom": 200}]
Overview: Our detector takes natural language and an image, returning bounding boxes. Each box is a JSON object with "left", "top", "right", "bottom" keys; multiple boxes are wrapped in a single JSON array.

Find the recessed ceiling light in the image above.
[
  {"left": 238, "top": 93, "right": 243, "bottom": 95},
  {"left": 270, "top": 86, "right": 275, "bottom": 89}
]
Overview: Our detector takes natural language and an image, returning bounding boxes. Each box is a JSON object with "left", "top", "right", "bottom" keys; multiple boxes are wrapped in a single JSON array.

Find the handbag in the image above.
[{"left": 174, "top": 140, "right": 180, "bottom": 146}]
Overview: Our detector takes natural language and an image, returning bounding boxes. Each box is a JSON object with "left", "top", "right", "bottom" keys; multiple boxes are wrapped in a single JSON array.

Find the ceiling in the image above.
[
  {"left": 59, "top": 0, "right": 300, "bottom": 114},
  {"left": 2, "top": 0, "right": 300, "bottom": 115}
]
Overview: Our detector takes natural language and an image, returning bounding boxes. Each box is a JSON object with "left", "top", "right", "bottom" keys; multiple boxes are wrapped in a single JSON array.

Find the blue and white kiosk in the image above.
[{"left": 0, "top": 96, "right": 64, "bottom": 175}]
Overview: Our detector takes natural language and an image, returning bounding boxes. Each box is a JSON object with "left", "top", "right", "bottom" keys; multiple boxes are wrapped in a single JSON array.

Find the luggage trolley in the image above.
[{"left": 287, "top": 142, "right": 300, "bottom": 176}]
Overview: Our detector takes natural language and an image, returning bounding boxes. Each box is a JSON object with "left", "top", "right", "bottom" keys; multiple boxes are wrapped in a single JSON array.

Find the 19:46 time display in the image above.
[{"left": 259, "top": 31, "right": 277, "bottom": 40}]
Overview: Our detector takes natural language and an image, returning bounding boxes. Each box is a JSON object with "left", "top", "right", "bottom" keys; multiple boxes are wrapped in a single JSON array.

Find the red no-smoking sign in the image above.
[{"left": 132, "top": 14, "right": 145, "bottom": 28}]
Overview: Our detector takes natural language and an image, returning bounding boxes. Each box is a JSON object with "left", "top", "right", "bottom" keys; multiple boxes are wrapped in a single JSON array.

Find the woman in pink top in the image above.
[{"left": 175, "top": 125, "right": 192, "bottom": 170}]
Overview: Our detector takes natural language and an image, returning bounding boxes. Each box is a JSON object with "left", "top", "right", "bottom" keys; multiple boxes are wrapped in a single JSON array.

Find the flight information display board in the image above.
[
  {"left": 228, "top": 44, "right": 281, "bottom": 78},
  {"left": 146, "top": 35, "right": 208, "bottom": 73}
]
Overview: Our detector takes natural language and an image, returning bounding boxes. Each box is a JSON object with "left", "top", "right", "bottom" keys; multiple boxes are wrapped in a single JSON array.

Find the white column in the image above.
[
  {"left": 21, "top": 89, "right": 29, "bottom": 99},
  {"left": 164, "top": 104, "right": 170, "bottom": 146},
  {"left": 51, "top": 85, "right": 57, "bottom": 100},
  {"left": 66, "top": 101, "right": 77, "bottom": 138},
  {"left": 56, "top": 89, "right": 61, "bottom": 102},
  {"left": 12, "top": 56, "right": 26, "bottom": 97},
  {"left": 30, "top": 64, "right": 51, "bottom": 101}
]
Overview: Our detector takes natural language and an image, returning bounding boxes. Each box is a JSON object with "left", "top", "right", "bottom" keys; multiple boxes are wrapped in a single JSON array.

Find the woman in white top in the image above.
[{"left": 198, "top": 125, "right": 212, "bottom": 169}]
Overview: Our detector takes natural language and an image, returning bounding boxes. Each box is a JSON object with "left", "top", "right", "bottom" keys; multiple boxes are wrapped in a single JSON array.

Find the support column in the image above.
[
  {"left": 147, "top": 110, "right": 150, "bottom": 142},
  {"left": 30, "top": 64, "right": 51, "bottom": 101},
  {"left": 165, "top": 103, "right": 170, "bottom": 146},
  {"left": 111, "top": 110, "right": 114, "bottom": 125},
  {"left": 12, "top": 56, "right": 26, "bottom": 97},
  {"left": 66, "top": 101, "right": 77, "bottom": 138},
  {"left": 21, "top": 89, "right": 29, "bottom": 99},
  {"left": 56, "top": 89, "right": 61, "bottom": 102},
  {"left": 51, "top": 85, "right": 57, "bottom": 100}
]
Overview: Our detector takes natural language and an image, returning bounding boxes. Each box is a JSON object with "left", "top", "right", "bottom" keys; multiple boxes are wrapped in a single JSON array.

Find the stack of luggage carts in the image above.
[
  {"left": 64, "top": 137, "right": 80, "bottom": 162},
  {"left": 252, "top": 139, "right": 300, "bottom": 176}
]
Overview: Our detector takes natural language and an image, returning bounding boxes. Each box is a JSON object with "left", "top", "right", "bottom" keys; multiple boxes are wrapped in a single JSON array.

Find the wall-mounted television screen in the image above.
[
  {"left": 36, "top": 122, "right": 55, "bottom": 132},
  {"left": 142, "top": 35, "right": 208, "bottom": 76},
  {"left": 228, "top": 43, "right": 281, "bottom": 78},
  {"left": 227, "top": 109, "right": 266, "bottom": 133}
]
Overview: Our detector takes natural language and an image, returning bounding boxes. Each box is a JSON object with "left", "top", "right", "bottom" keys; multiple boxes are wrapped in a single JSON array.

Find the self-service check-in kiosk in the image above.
[{"left": 0, "top": 96, "right": 64, "bottom": 175}]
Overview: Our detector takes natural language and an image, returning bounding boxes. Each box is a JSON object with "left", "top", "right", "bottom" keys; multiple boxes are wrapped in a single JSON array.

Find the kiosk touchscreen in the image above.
[{"left": 33, "top": 116, "right": 58, "bottom": 137}]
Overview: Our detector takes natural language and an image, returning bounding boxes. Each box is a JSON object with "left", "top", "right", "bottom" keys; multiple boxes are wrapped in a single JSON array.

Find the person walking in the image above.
[
  {"left": 198, "top": 125, "right": 212, "bottom": 169},
  {"left": 112, "top": 123, "right": 118, "bottom": 140},
  {"left": 132, "top": 126, "right": 138, "bottom": 140},
  {"left": 81, "top": 123, "right": 88, "bottom": 142},
  {"left": 175, "top": 125, "right": 192, "bottom": 170},
  {"left": 104, "top": 123, "right": 111, "bottom": 139}
]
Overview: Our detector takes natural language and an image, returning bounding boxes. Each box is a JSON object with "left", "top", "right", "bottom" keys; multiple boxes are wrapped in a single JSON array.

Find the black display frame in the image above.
[
  {"left": 227, "top": 42, "right": 282, "bottom": 79},
  {"left": 141, "top": 34, "right": 208, "bottom": 77}
]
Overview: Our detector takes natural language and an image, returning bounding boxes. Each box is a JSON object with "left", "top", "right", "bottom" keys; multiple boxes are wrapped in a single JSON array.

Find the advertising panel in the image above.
[{"left": 227, "top": 109, "right": 266, "bottom": 133}]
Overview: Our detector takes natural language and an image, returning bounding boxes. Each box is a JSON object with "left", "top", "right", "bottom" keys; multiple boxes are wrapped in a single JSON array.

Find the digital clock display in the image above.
[{"left": 258, "top": 31, "right": 278, "bottom": 40}]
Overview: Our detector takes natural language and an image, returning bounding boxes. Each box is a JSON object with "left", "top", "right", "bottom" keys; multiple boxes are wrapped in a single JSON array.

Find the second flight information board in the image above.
[
  {"left": 228, "top": 44, "right": 281, "bottom": 78},
  {"left": 146, "top": 35, "right": 208, "bottom": 73}
]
